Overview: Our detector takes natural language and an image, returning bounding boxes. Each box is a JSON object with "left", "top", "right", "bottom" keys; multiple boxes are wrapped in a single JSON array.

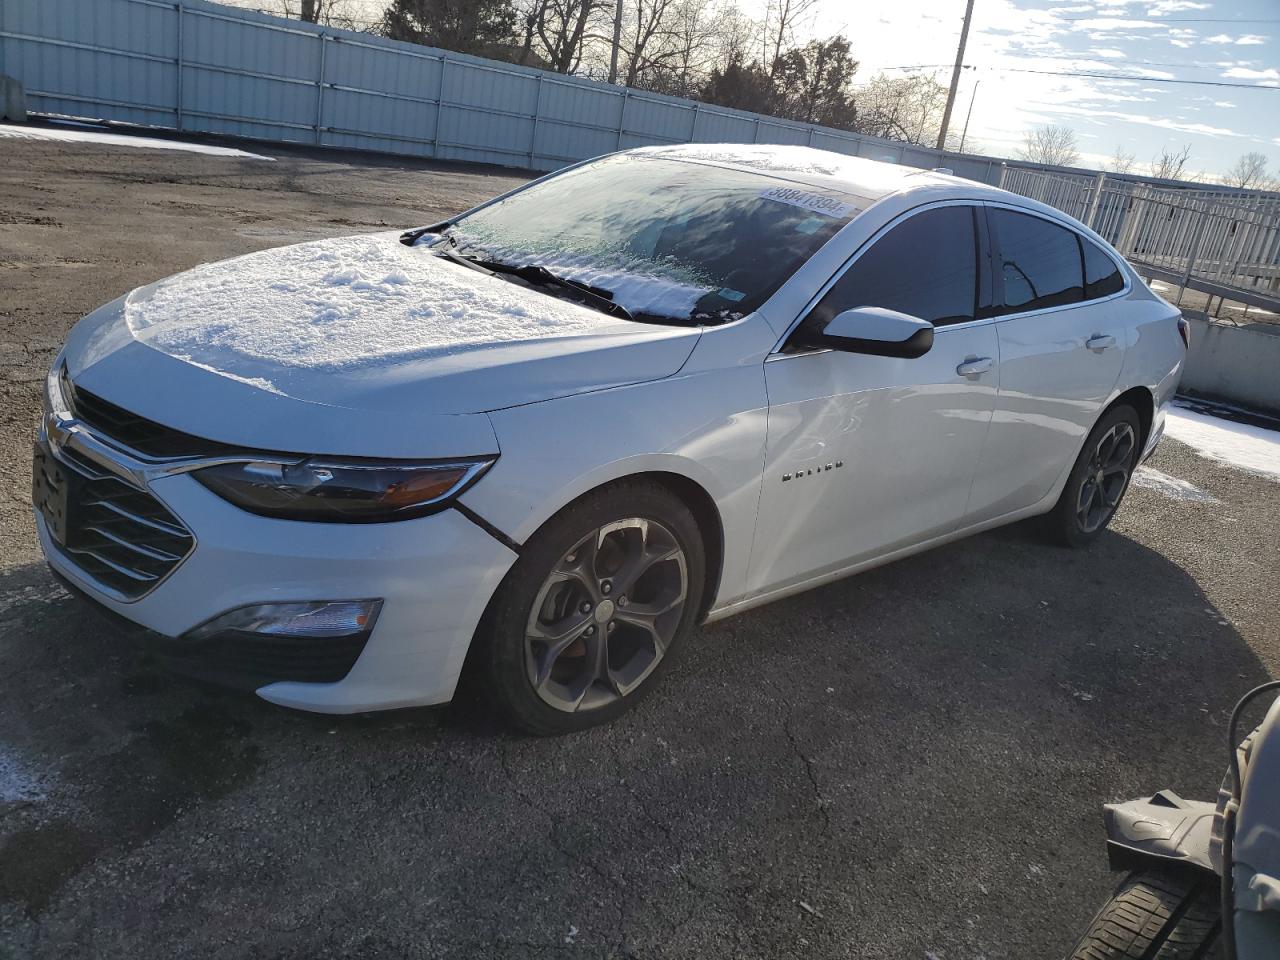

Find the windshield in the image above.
[{"left": 436, "top": 154, "right": 863, "bottom": 325}]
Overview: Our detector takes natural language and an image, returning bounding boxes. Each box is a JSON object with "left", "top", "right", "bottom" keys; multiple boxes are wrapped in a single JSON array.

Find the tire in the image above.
[
  {"left": 1045, "top": 403, "right": 1142, "bottom": 547},
  {"left": 1069, "top": 869, "right": 1221, "bottom": 960},
  {"left": 471, "top": 479, "right": 706, "bottom": 736}
]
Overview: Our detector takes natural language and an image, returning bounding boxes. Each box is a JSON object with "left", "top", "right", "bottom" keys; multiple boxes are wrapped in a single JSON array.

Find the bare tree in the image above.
[
  {"left": 761, "top": 0, "right": 819, "bottom": 76},
  {"left": 1108, "top": 146, "right": 1136, "bottom": 175},
  {"left": 1225, "top": 151, "right": 1270, "bottom": 190},
  {"left": 1016, "top": 125, "right": 1080, "bottom": 167},
  {"left": 1151, "top": 143, "right": 1193, "bottom": 181},
  {"left": 250, "top": 0, "right": 364, "bottom": 28},
  {"left": 851, "top": 73, "right": 948, "bottom": 146},
  {"left": 532, "top": 0, "right": 610, "bottom": 73}
]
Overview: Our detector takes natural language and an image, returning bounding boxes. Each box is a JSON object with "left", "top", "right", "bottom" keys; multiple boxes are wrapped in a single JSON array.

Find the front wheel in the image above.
[
  {"left": 472, "top": 480, "right": 706, "bottom": 736},
  {"left": 1069, "top": 868, "right": 1221, "bottom": 959},
  {"left": 1045, "top": 404, "right": 1141, "bottom": 547}
]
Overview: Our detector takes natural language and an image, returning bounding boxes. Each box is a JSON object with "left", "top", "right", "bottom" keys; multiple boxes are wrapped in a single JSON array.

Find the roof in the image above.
[{"left": 634, "top": 143, "right": 958, "bottom": 207}]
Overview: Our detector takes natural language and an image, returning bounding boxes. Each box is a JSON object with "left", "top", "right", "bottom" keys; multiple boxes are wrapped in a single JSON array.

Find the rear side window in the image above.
[
  {"left": 1082, "top": 238, "right": 1125, "bottom": 300},
  {"left": 805, "top": 205, "right": 978, "bottom": 329},
  {"left": 992, "top": 209, "right": 1083, "bottom": 314}
]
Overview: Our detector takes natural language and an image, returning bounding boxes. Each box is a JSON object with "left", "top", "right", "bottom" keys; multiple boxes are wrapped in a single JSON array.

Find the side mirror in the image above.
[{"left": 795, "top": 307, "right": 935, "bottom": 359}]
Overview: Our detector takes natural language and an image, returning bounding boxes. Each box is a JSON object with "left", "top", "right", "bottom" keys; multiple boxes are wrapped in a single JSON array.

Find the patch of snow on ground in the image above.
[
  {"left": 0, "top": 122, "right": 274, "bottom": 160},
  {"left": 0, "top": 746, "right": 47, "bottom": 805},
  {"left": 1132, "top": 466, "right": 1219, "bottom": 503},
  {"left": 1165, "top": 405, "right": 1280, "bottom": 480},
  {"left": 126, "top": 232, "right": 620, "bottom": 377}
]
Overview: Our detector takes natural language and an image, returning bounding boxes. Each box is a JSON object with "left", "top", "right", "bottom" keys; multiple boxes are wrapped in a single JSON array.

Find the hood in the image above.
[{"left": 64, "top": 232, "right": 701, "bottom": 458}]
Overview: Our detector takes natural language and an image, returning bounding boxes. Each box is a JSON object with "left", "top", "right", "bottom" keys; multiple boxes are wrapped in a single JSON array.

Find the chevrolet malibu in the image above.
[{"left": 34, "top": 144, "right": 1187, "bottom": 734}]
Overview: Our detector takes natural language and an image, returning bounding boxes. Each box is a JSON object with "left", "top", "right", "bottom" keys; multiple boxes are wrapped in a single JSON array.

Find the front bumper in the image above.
[{"left": 38, "top": 464, "right": 518, "bottom": 713}]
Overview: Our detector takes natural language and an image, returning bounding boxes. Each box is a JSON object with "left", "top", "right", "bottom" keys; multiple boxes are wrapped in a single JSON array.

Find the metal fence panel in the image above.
[
  {"left": 998, "top": 168, "right": 1280, "bottom": 310},
  {"left": 2, "top": 0, "right": 1015, "bottom": 181}
]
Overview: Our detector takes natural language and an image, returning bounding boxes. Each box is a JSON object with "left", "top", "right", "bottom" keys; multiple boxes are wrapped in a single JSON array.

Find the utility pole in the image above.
[
  {"left": 935, "top": 0, "right": 975, "bottom": 151},
  {"left": 959, "top": 79, "right": 979, "bottom": 153},
  {"left": 609, "top": 0, "right": 624, "bottom": 85}
]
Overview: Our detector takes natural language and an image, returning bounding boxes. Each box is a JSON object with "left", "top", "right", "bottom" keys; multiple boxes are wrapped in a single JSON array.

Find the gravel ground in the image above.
[{"left": 1, "top": 130, "right": 1278, "bottom": 960}]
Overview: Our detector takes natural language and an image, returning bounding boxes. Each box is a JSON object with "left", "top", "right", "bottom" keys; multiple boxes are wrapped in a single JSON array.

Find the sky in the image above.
[
  {"left": 220, "top": 0, "right": 1279, "bottom": 180},
  {"left": 774, "top": 0, "right": 1279, "bottom": 179}
]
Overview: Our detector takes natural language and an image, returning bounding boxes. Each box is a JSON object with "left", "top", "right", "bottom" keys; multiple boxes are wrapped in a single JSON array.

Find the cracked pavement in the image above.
[{"left": 1, "top": 132, "right": 1278, "bottom": 959}]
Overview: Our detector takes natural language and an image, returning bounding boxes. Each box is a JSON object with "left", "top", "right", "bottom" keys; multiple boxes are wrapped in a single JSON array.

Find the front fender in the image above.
[{"left": 1103, "top": 789, "right": 1219, "bottom": 876}]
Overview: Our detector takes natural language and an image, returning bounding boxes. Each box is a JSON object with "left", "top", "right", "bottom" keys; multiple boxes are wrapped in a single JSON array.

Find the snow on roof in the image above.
[{"left": 636, "top": 143, "right": 943, "bottom": 204}]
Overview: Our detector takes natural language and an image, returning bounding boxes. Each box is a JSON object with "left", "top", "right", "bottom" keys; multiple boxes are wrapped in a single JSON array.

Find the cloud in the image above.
[
  {"left": 1170, "top": 39, "right": 1193, "bottom": 48},
  {"left": 1223, "top": 66, "right": 1280, "bottom": 83},
  {"left": 1049, "top": 104, "right": 1243, "bottom": 137},
  {"left": 1091, "top": 48, "right": 1126, "bottom": 58},
  {"left": 1213, "top": 101, "right": 1236, "bottom": 108},
  {"left": 1145, "top": 0, "right": 1210, "bottom": 13},
  {"left": 1236, "top": 35, "right": 1268, "bottom": 45},
  {"left": 1071, "top": 17, "right": 1165, "bottom": 32},
  {"left": 1205, "top": 34, "right": 1234, "bottom": 44}
]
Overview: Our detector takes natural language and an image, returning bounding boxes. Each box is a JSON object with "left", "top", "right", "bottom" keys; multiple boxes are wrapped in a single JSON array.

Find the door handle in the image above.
[
  {"left": 1086, "top": 334, "right": 1116, "bottom": 351},
  {"left": 956, "top": 357, "right": 994, "bottom": 379}
]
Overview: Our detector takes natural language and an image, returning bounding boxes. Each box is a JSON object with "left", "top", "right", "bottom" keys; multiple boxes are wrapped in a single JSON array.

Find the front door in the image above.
[{"left": 748, "top": 203, "right": 1000, "bottom": 597}]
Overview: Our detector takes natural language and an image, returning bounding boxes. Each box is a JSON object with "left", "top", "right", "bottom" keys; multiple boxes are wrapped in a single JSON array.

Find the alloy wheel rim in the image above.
[
  {"left": 1076, "top": 422, "right": 1137, "bottom": 533},
  {"left": 525, "top": 517, "right": 688, "bottom": 713}
]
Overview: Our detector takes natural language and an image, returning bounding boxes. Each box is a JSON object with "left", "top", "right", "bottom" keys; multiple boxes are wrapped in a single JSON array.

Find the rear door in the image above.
[
  {"left": 748, "top": 202, "right": 1001, "bottom": 597},
  {"left": 964, "top": 205, "right": 1127, "bottom": 524}
]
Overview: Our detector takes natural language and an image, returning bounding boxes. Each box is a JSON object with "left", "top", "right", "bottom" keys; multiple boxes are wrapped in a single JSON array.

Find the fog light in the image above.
[{"left": 185, "top": 600, "right": 382, "bottom": 642}]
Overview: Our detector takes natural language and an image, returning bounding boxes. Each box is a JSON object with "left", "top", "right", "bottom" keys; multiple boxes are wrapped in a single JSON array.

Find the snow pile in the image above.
[
  {"left": 0, "top": 122, "right": 274, "bottom": 159},
  {"left": 125, "top": 232, "right": 618, "bottom": 382},
  {"left": 1165, "top": 405, "right": 1280, "bottom": 481},
  {"left": 1131, "top": 465, "right": 1219, "bottom": 503}
]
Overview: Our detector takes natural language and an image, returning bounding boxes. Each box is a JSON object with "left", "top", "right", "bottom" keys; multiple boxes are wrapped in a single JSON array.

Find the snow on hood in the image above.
[
  {"left": 123, "top": 231, "right": 623, "bottom": 387},
  {"left": 65, "top": 232, "right": 703, "bottom": 456}
]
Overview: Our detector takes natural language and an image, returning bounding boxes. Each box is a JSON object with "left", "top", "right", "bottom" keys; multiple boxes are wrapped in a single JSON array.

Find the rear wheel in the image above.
[
  {"left": 1046, "top": 404, "right": 1141, "bottom": 547},
  {"left": 1069, "top": 869, "right": 1221, "bottom": 959},
  {"left": 472, "top": 480, "right": 705, "bottom": 735}
]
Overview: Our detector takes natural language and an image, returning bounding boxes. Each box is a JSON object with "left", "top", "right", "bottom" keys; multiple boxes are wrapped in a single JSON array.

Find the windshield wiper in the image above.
[
  {"left": 433, "top": 243, "right": 495, "bottom": 276},
  {"left": 431, "top": 245, "right": 635, "bottom": 322},
  {"left": 484, "top": 262, "right": 635, "bottom": 323}
]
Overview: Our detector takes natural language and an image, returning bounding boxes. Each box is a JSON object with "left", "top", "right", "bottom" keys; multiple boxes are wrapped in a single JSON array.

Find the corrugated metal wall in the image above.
[{"left": 1, "top": 0, "right": 1010, "bottom": 183}]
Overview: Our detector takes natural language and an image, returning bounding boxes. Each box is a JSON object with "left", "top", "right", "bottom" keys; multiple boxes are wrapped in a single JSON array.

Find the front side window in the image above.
[
  {"left": 440, "top": 154, "right": 863, "bottom": 325},
  {"left": 1082, "top": 237, "right": 1125, "bottom": 300},
  {"left": 991, "top": 209, "right": 1084, "bottom": 314},
  {"left": 801, "top": 205, "right": 979, "bottom": 333}
]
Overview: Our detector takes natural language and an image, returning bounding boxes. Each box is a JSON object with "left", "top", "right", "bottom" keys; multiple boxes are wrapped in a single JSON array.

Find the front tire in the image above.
[
  {"left": 472, "top": 479, "right": 706, "bottom": 736},
  {"left": 1069, "top": 868, "right": 1221, "bottom": 959},
  {"left": 1046, "top": 403, "right": 1141, "bottom": 547}
]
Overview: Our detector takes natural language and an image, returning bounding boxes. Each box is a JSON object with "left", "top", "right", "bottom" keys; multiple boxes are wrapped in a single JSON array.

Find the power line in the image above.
[
  {"left": 991, "top": 66, "right": 1279, "bottom": 89},
  {"left": 880, "top": 63, "right": 1278, "bottom": 90},
  {"left": 1059, "top": 16, "right": 1280, "bottom": 23}
]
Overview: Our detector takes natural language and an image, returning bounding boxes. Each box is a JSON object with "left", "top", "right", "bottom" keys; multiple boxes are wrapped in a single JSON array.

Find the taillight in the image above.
[{"left": 1177, "top": 316, "right": 1191, "bottom": 349}]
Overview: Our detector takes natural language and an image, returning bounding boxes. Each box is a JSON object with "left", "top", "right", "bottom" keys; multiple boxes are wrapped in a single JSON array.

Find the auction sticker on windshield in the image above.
[{"left": 759, "top": 186, "right": 855, "bottom": 219}]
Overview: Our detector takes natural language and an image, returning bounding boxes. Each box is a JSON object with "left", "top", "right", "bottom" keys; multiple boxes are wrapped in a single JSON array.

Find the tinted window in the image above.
[
  {"left": 805, "top": 206, "right": 978, "bottom": 330},
  {"left": 992, "top": 209, "right": 1083, "bottom": 314},
  {"left": 1082, "top": 238, "right": 1124, "bottom": 300}
]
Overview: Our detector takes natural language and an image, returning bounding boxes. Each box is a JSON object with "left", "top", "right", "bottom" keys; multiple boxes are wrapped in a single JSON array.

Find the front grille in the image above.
[
  {"left": 68, "top": 378, "right": 240, "bottom": 459},
  {"left": 36, "top": 448, "right": 195, "bottom": 600}
]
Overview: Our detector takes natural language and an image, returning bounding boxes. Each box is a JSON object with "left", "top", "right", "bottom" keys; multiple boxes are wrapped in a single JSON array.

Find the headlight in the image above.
[{"left": 193, "top": 456, "right": 494, "bottom": 522}]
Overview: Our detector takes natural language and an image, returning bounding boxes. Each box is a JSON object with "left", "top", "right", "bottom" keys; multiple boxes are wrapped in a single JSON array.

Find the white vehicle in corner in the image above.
[{"left": 34, "top": 145, "right": 1187, "bottom": 734}]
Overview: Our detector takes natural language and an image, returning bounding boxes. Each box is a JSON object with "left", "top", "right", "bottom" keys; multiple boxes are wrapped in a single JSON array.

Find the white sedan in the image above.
[{"left": 34, "top": 144, "right": 1186, "bottom": 734}]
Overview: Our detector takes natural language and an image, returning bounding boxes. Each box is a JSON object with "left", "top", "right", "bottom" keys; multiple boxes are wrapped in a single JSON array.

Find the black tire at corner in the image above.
[
  {"left": 1068, "top": 869, "right": 1221, "bottom": 960},
  {"left": 471, "top": 479, "right": 706, "bottom": 736},
  {"left": 1045, "top": 403, "right": 1142, "bottom": 548}
]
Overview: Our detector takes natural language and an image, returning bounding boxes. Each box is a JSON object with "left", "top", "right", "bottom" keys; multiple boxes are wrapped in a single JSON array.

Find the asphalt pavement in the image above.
[{"left": 1, "top": 129, "right": 1277, "bottom": 960}]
